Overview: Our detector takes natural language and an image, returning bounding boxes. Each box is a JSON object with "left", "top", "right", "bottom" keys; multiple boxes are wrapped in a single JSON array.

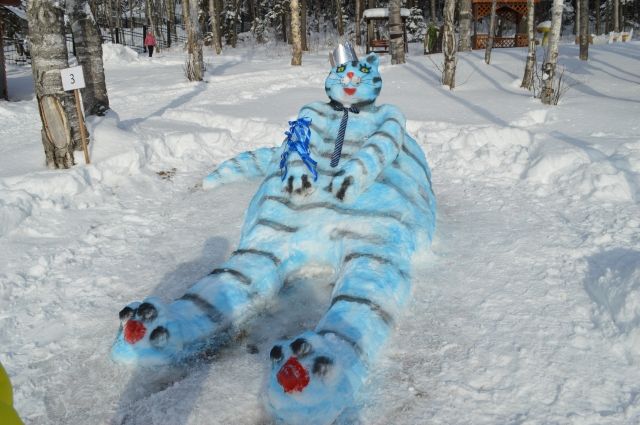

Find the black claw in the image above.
[
  {"left": 301, "top": 174, "right": 311, "bottom": 190},
  {"left": 119, "top": 306, "right": 135, "bottom": 321},
  {"left": 286, "top": 176, "right": 294, "bottom": 194},
  {"left": 312, "top": 356, "right": 333, "bottom": 376},
  {"left": 270, "top": 345, "right": 283, "bottom": 362},
  {"left": 137, "top": 302, "right": 158, "bottom": 322},
  {"left": 336, "top": 176, "right": 353, "bottom": 201},
  {"left": 150, "top": 326, "right": 169, "bottom": 347},
  {"left": 290, "top": 338, "right": 312, "bottom": 357}
]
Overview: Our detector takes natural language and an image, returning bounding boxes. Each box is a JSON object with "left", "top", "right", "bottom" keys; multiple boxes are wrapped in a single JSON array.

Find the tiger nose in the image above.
[{"left": 347, "top": 71, "right": 354, "bottom": 79}]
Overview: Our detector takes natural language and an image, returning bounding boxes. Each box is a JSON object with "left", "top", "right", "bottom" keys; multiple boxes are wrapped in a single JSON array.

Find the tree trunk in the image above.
[
  {"left": 0, "top": 20, "right": 7, "bottom": 100},
  {"left": 541, "top": 0, "right": 563, "bottom": 105},
  {"left": 209, "top": 0, "right": 222, "bottom": 54},
  {"left": 442, "top": 0, "right": 456, "bottom": 88},
  {"left": 484, "top": 0, "right": 497, "bottom": 64},
  {"left": 521, "top": 0, "right": 535, "bottom": 89},
  {"left": 68, "top": 0, "right": 110, "bottom": 116},
  {"left": 575, "top": 0, "right": 580, "bottom": 37},
  {"left": 431, "top": 0, "right": 437, "bottom": 23},
  {"left": 355, "top": 0, "right": 362, "bottom": 46},
  {"left": 336, "top": 0, "right": 344, "bottom": 36},
  {"left": 183, "top": 0, "right": 205, "bottom": 81},
  {"left": 129, "top": 0, "right": 135, "bottom": 45},
  {"left": 301, "top": 0, "right": 308, "bottom": 51},
  {"left": 595, "top": 0, "right": 601, "bottom": 35},
  {"left": 290, "top": 0, "right": 302, "bottom": 65},
  {"left": 28, "top": 0, "right": 83, "bottom": 168},
  {"left": 613, "top": 0, "right": 619, "bottom": 32},
  {"left": 389, "top": 0, "right": 405, "bottom": 64},
  {"left": 458, "top": 0, "right": 472, "bottom": 51},
  {"left": 579, "top": 0, "right": 588, "bottom": 60}
]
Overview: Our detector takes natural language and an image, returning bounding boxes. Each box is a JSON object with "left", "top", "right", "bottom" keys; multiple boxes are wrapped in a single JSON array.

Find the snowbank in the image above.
[{"left": 102, "top": 43, "right": 140, "bottom": 66}]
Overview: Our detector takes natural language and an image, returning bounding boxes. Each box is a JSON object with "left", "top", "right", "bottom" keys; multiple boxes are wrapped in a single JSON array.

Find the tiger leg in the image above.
[
  {"left": 265, "top": 232, "right": 413, "bottom": 425},
  {"left": 111, "top": 244, "right": 286, "bottom": 366}
]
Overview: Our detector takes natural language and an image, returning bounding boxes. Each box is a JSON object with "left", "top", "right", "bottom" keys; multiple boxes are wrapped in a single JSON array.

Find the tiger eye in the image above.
[
  {"left": 337, "top": 65, "right": 346, "bottom": 73},
  {"left": 360, "top": 65, "right": 370, "bottom": 73}
]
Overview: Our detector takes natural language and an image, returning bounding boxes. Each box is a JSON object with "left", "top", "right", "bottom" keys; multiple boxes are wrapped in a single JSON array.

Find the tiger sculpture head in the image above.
[{"left": 325, "top": 52, "right": 382, "bottom": 108}]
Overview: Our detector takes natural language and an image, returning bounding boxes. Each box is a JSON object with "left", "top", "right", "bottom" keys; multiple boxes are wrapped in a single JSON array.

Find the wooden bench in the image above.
[{"left": 367, "top": 39, "right": 389, "bottom": 54}]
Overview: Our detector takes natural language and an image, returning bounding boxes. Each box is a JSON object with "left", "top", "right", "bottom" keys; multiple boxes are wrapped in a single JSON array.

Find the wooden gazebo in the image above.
[
  {"left": 0, "top": 0, "right": 22, "bottom": 100},
  {"left": 363, "top": 8, "right": 410, "bottom": 54},
  {"left": 471, "top": 0, "right": 539, "bottom": 49}
]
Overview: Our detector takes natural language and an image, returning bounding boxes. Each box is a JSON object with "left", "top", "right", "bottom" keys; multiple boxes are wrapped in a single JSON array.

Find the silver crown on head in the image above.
[{"left": 329, "top": 41, "right": 358, "bottom": 67}]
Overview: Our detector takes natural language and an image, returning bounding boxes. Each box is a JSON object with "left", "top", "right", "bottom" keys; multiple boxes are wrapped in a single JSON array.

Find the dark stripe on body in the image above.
[
  {"left": 259, "top": 195, "right": 410, "bottom": 228},
  {"left": 370, "top": 130, "right": 400, "bottom": 151},
  {"left": 248, "top": 151, "right": 263, "bottom": 174},
  {"left": 344, "top": 251, "right": 410, "bottom": 280},
  {"left": 231, "top": 249, "right": 281, "bottom": 266},
  {"left": 401, "top": 145, "right": 431, "bottom": 184},
  {"left": 254, "top": 219, "right": 299, "bottom": 233},
  {"left": 331, "top": 294, "right": 393, "bottom": 326},
  {"left": 180, "top": 293, "right": 224, "bottom": 323},
  {"left": 329, "top": 229, "right": 386, "bottom": 245},
  {"left": 210, "top": 267, "right": 252, "bottom": 285},
  {"left": 317, "top": 329, "right": 364, "bottom": 358}
]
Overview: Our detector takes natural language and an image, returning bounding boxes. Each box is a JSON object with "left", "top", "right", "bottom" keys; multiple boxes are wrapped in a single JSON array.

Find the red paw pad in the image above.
[
  {"left": 124, "top": 320, "right": 146, "bottom": 344},
  {"left": 277, "top": 357, "right": 310, "bottom": 393}
]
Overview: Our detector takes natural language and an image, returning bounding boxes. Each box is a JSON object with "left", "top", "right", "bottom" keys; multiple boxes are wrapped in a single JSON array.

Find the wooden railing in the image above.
[{"left": 473, "top": 34, "right": 529, "bottom": 49}]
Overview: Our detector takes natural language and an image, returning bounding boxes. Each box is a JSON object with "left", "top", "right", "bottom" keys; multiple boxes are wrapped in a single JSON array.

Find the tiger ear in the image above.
[{"left": 365, "top": 53, "right": 379, "bottom": 68}]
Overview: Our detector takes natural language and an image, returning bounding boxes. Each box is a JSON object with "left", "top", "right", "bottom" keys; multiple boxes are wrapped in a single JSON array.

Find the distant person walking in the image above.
[{"left": 144, "top": 32, "right": 157, "bottom": 58}]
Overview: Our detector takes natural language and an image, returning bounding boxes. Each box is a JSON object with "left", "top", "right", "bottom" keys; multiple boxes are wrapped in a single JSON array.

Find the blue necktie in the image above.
[{"left": 330, "top": 102, "right": 359, "bottom": 168}]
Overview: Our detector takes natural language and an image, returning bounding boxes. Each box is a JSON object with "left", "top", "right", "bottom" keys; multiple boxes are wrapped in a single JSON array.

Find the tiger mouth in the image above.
[{"left": 343, "top": 88, "right": 357, "bottom": 96}]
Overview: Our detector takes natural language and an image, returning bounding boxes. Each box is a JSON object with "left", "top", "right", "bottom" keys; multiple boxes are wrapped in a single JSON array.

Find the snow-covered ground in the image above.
[{"left": 1, "top": 40, "right": 640, "bottom": 424}]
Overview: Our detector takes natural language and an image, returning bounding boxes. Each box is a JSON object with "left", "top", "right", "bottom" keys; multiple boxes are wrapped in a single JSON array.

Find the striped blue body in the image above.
[{"left": 111, "top": 53, "right": 436, "bottom": 425}]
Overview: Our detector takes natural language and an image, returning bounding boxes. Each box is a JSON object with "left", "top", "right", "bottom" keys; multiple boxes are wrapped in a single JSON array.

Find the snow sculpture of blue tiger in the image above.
[{"left": 111, "top": 48, "right": 436, "bottom": 425}]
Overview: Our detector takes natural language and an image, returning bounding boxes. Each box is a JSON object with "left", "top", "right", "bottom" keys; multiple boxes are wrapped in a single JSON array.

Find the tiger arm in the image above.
[
  {"left": 202, "top": 147, "right": 278, "bottom": 190},
  {"left": 328, "top": 106, "right": 405, "bottom": 203}
]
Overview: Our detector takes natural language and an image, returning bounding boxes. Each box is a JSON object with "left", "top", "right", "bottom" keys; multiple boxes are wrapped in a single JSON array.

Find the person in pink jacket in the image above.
[{"left": 144, "top": 31, "right": 157, "bottom": 57}]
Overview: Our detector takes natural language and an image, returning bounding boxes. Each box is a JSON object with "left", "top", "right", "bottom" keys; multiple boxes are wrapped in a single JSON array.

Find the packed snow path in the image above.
[{"left": 1, "top": 42, "right": 639, "bottom": 424}]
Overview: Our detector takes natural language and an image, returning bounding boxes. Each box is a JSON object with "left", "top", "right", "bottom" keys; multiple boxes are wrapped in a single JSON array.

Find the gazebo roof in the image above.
[{"left": 363, "top": 8, "right": 411, "bottom": 19}]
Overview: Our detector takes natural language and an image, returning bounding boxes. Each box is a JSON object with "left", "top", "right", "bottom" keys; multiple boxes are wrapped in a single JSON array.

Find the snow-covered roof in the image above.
[
  {"left": 536, "top": 20, "right": 552, "bottom": 30},
  {"left": 363, "top": 8, "right": 411, "bottom": 19}
]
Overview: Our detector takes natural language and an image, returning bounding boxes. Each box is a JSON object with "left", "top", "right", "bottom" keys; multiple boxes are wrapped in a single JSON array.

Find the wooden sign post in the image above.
[{"left": 60, "top": 65, "right": 91, "bottom": 164}]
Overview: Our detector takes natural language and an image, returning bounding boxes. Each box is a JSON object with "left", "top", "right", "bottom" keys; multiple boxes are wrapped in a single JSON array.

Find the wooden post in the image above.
[{"left": 73, "top": 89, "right": 90, "bottom": 164}]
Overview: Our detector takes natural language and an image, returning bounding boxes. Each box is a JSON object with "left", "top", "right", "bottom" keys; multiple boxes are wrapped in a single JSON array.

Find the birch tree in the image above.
[
  {"left": 389, "top": 0, "right": 405, "bottom": 64},
  {"left": 541, "top": 0, "right": 563, "bottom": 105},
  {"left": 484, "top": 0, "right": 497, "bottom": 64},
  {"left": 335, "top": 0, "right": 344, "bottom": 36},
  {"left": 67, "top": 0, "right": 110, "bottom": 116},
  {"left": 209, "top": 0, "right": 222, "bottom": 54},
  {"left": 301, "top": 0, "right": 308, "bottom": 51},
  {"left": 613, "top": 0, "right": 619, "bottom": 32},
  {"left": 183, "top": 0, "right": 205, "bottom": 81},
  {"left": 355, "top": 0, "right": 362, "bottom": 46},
  {"left": 290, "top": 0, "right": 302, "bottom": 65},
  {"left": 458, "top": 0, "right": 472, "bottom": 51},
  {"left": 579, "top": 0, "right": 589, "bottom": 60},
  {"left": 28, "top": 0, "right": 84, "bottom": 168},
  {"left": 442, "top": 0, "right": 457, "bottom": 88},
  {"left": 521, "top": 0, "right": 536, "bottom": 89}
]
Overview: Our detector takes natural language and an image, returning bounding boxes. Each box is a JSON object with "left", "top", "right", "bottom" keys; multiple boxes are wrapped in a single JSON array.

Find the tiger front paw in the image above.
[
  {"left": 283, "top": 172, "right": 315, "bottom": 197},
  {"left": 326, "top": 173, "right": 359, "bottom": 203}
]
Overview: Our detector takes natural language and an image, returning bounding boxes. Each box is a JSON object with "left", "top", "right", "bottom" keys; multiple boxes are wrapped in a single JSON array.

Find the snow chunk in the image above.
[
  {"left": 102, "top": 43, "right": 139, "bottom": 65},
  {"left": 363, "top": 8, "right": 411, "bottom": 18}
]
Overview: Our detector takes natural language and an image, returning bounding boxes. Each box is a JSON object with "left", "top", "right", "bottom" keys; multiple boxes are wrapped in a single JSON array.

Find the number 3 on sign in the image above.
[{"left": 60, "top": 66, "right": 86, "bottom": 91}]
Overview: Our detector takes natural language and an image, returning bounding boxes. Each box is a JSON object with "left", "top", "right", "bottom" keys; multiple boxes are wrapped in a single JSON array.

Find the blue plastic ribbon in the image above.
[{"left": 279, "top": 117, "right": 318, "bottom": 181}]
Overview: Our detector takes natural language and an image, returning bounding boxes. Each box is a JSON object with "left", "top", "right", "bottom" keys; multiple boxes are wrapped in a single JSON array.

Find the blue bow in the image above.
[{"left": 279, "top": 117, "right": 318, "bottom": 181}]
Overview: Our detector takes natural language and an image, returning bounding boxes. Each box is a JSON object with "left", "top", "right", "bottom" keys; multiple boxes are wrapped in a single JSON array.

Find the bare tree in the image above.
[
  {"left": 613, "top": 0, "right": 619, "bottom": 32},
  {"left": 458, "top": 0, "right": 472, "bottom": 51},
  {"left": 27, "top": 0, "right": 84, "bottom": 168},
  {"left": 290, "top": 0, "right": 303, "bottom": 65},
  {"left": 430, "top": 0, "right": 437, "bottom": 23},
  {"left": 183, "top": 0, "right": 205, "bottom": 81},
  {"left": 595, "top": 0, "right": 601, "bottom": 35},
  {"left": 521, "top": 0, "right": 536, "bottom": 89},
  {"left": 579, "top": 0, "right": 589, "bottom": 60},
  {"left": 541, "top": 0, "right": 563, "bottom": 105},
  {"left": 389, "top": 0, "right": 405, "bottom": 64},
  {"left": 301, "top": 0, "right": 308, "bottom": 51},
  {"left": 336, "top": 0, "right": 344, "bottom": 36},
  {"left": 208, "top": 0, "right": 222, "bottom": 54},
  {"left": 355, "top": 0, "right": 362, "bottom": 46},
  {"left": 484, "top": 0, "right": 497, "bottom": 64},
  {"left": 442, "top": 0, "right": 456, "bottom": 88},
  {"left": 67, "top": 0, "right": 110, "bottom": 116}
]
